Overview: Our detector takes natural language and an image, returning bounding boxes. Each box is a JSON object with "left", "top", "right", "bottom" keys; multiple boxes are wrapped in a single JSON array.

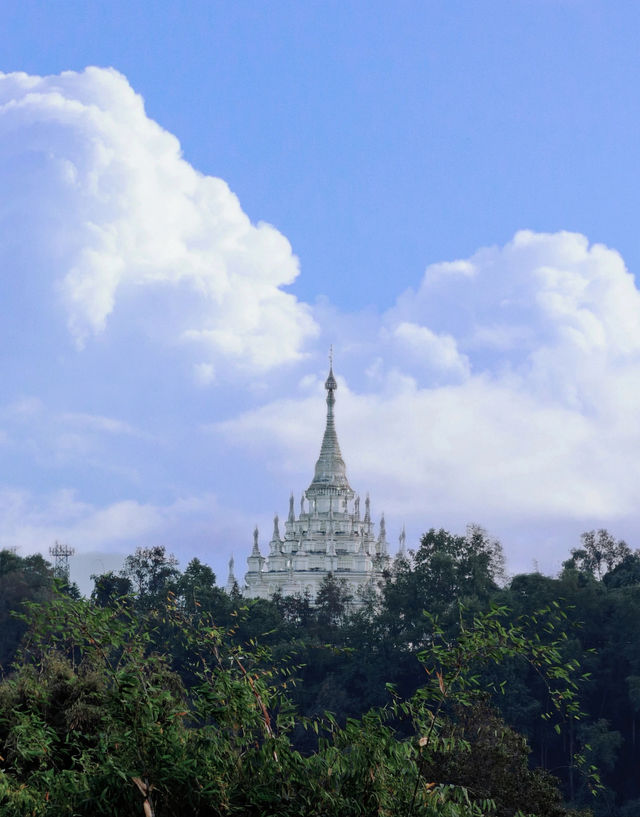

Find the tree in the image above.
[
  {"left": 415, "top": 525, "right": 504, "bottom": 605},
  {"left": 0, "top": 550, "right": 54, "bottom": 670},
  {"left": 272, "top": 589, "right": 315, "bottom": 629},
  {"left": 377, "top": 526, "right": 505, "bottom": 658},
  {"left": 424, "top": 696, "right": 571, "bottom": 817},
  {"left": 603, "top": 552, "right": 640, "bottom": 588},
  {"left": 315, "top": 572, "right": 353, "bottom": 631},
  {"left": 563, "top": 529, "right": 631, "bottom": 580},
  {"left": 120, "top": 545, "right": 179, "bottom": 609},
  {"left": 176, "top": 557, "right": 227, "bottom": 616},
  {"left": 90, "top": 570, "right": 133, "bottom": 606}
]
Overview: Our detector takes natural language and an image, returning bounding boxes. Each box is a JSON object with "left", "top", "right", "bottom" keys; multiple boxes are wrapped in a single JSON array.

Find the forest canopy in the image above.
[{"left": 1, "top": 526, "right": 639, "bottom": 816}]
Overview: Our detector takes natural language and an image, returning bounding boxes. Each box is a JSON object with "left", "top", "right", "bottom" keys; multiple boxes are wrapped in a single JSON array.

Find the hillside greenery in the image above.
[{"left": 1, "top": 526, "right": 639, "bottom": 815}]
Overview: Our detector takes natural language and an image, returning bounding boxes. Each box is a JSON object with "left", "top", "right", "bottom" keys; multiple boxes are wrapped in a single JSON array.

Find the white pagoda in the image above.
[{"left": 240, "top": 362, "right": 393, "bottom": 603}]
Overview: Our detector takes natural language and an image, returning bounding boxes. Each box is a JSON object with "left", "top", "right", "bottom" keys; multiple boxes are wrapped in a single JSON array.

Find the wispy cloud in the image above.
[{"left": 60, "top": 412, "right": 147, "bottom": 437}]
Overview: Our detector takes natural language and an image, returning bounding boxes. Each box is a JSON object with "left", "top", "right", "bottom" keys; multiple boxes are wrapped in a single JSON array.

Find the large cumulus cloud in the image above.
[
  {"left": 220, "top": 231, "right": 640, "bottom": 571},
  {"left": 0, "top": 67, "right": 317, "bottom": 374},
  {"left": 389, "top": 230, "right": 640, "bottom": 408}
]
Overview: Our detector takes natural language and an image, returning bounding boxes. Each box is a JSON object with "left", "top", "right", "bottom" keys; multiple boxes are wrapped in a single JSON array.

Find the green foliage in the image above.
[
  {"left": 0, "top": 550, "right": 55, "bottom": 671},
  {"left": 120, "top": 545, "right": 180, "bottom": 608},
  {"left": 395, "top": 603, "right": 596, "bottom": 815},
  {"left": 10, "top": 525, "right": 640, "bottom": 813},
  {"left": 0, "top": 591, "right": 585, "bottom": 817},
  {"left": 90, "top": 570, "right": 133, "bottom": 606},
  {"left": 315, "top": 572, "right": 354, "bottom": 630},
  {"left": 415, "top": 525, "right": 505, "bottom": 602},
  {"left": 563, "top": 530, "right": 631, "bottom": 581},
  {"left": 422, "top": 697, "right": 569, "bottom": 817}
]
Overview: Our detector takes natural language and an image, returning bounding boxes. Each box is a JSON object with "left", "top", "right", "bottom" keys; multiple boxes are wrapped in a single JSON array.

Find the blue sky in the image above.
[{"left": 2, "top": 1, "right": 640, "bottom": 591}]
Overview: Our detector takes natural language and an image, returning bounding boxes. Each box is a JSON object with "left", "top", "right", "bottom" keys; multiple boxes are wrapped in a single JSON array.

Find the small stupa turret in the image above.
[
  {"left": 377, "top": 513, "right": 388, "bottom": 558},
  {"left": 225, "top": 555, "right": 237, "bottom": 594},
  {"left": 288, "top": 493, "right": 295, "bottom": 523},
  {"left": 398, "top": 525, "right": 406, "bottom": 556},
  {"left": 269, "top": 513, "right": 282, "bottom": 555},
  {"left": 245, "top": 526, "right": 265, "bottom": 591}
]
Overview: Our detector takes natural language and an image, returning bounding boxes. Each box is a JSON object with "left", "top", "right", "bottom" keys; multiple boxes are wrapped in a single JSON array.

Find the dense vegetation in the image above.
[{"left": 1, "top": 526, "right": 639, "bottom": 815}]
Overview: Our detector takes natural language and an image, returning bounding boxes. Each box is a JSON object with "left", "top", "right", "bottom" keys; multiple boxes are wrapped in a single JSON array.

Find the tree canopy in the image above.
[{"left": 3, "top": 524, "right": 640, "bottom": 815}]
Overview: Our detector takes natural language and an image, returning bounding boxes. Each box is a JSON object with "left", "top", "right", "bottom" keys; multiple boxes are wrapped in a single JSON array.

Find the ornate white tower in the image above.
[{"left": 243, "top": 361, "right": 390, "bottom": 603}]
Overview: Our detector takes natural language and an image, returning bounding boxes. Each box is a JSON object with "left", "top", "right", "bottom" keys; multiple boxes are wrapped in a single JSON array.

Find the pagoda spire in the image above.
[
  {"left": 270, "top": 514, "right": 282, "bottom": 555},
  {"left": 252, "top": 526, "right": 260, "bottom": 556},
  {"left": 378, "top": 512, "right": 388, "bottom": 557},
  {"left": 307, "top": 354, "right": 353, "bottom": 495},
  {"left": 288, "top": 493, "right": 295, "bottom": 523},
  {"left": 399, "top": 525, "right": 406, "bottom": 556},
  {"left": 225, "top": 555, "right": 237, "bottom": 594}
]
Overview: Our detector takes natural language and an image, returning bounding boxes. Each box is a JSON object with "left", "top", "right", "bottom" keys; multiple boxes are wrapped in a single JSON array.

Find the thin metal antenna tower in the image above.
[{"left": 49, "top": 541, "right": 75, "bottom": 582}]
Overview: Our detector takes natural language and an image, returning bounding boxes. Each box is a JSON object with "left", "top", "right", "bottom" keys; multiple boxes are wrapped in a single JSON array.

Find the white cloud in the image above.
[
  {"left": 0, "top": 488, "right": 158, "bottom": 551},
  {"left": 0, "top": 485, "right": 256, "bottom": 594},
  {"left": 0, "top": 402, "right": 158, "bottom": 491},
  {"left": 193, "top": 362, "right": 216, "bottom": 386},
  {"left": 220, "top": 231, "right": 640, "bottom": 567},
  {"left": 0, "top": 67, "right": 317, "bottom": 374},
  {"left": 391, "top": 230, "right": 640, "bottom": 377},
  {"left": 390, "top": 322, "right": 470, "bottom": 379},
  {"left": 0, "top": 398, "right": 44, "bottom": 420},
  {"left": 0, "top": 485, "right": 244, "bottom": 558},
  {"left": 60, "top": 412, "right": 141, "bottom": 436}
]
